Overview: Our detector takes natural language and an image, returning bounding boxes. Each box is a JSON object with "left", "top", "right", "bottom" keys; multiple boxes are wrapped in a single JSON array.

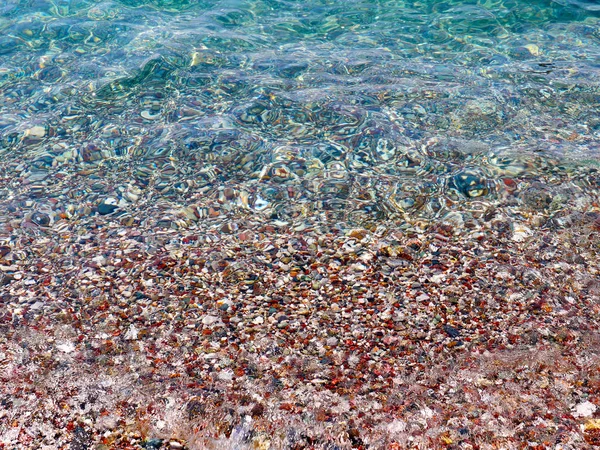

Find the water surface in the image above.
[{"left": 0, "top": 0, "right": 599, "bottom": 229}]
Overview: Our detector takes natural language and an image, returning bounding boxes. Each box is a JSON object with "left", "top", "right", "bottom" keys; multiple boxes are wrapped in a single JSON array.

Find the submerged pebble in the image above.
[
  {"left": 98, "top": 198, "right": 119, "bottom": 215},
  {"left": 1, "top": 0, "right": 599, "bottom": 448}
]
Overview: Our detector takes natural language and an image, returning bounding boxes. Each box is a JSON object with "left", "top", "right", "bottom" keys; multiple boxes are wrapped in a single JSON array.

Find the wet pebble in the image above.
[
  {"left": 443, "top": 324, "right": 461, "bottom": 338},
  {"left": 141, "top": 110, "right": 161, "bottom": 120},
  {"left": 451, "top": 172, "right": 488, "bottom": 198},
  {"left": 31, "top": 211, "right": 50, "bottom": 226},
  {"left": 25, "top": 125, "right": 46, "bottom": 138},
  {"left": 98, "top": 198, "right": 119, "bottom": 215}
]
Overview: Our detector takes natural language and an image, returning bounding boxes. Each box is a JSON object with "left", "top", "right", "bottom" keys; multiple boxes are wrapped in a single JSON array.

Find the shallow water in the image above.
[
  {"left": 0, "top": 0, "right": 599, "bottom": 229},
  {"left": 2, "top": 2, "right": 600, "bottom": 448}
]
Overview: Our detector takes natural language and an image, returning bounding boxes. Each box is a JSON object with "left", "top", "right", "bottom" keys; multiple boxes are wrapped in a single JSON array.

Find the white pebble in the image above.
[
  {"left": 26, "top": 125, "right": 45, "bottom": 137},
  {"left": 253, "top": 316, "right": 264, "bottom": 325},
  {"left": 573, "top": 401, "right": 597, "bottom": 417},
  {"left": 56, "top": 342, "right": 75, "bottom": 353},
  {"left": 202, "top": 315, "right": 219, "bottom": 326}
]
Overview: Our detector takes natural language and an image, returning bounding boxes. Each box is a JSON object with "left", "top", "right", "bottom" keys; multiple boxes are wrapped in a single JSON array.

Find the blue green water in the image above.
[{"left": 0, "top": 0, "right": 599, "bottom": 229}]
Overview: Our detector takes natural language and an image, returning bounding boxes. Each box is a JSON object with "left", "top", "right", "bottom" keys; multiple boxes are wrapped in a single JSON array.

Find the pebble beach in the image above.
[
  {"left": 1, "top": 0, "right": 600, "bottom": 448},
  {"left": 2, "top": 160, "right": 600, "bottom": 449}
]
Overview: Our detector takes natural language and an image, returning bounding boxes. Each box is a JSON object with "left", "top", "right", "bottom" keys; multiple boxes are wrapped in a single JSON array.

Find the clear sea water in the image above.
[
  {"left": 2, "top": 2, "right": 600, "bottom": 448},
  {"left": 0, "top": 0, "right": 599, "bottom": 228}
]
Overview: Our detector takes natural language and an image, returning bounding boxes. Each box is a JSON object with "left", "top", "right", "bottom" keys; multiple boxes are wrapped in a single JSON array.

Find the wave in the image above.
[{"left": 553, "top": 0, "right": 600, "bottom": 11}]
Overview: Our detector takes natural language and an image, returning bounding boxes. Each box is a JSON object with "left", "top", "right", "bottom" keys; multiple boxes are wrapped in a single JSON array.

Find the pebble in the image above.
[
  {"left": 180, "top": 206, "right": 198, "bottom": 221},
  {"left": 252, "top": 316, "right": 264, "bottom": 325},
  {"left": 573, "top": 401, "right": 597, "bottom": 418},
  {"left": 124, "top": 185, "right": 142, "bottom": 202},
  {"left": 512, "top": 223, "right": 532, "bottom": 242},
  {"left": 98, "top": 198, "right": 119, "bottom": 215},
  {"left": 202, "top": 315, "right": 219, "bottom": 326},
  {"left": 27, "top": 170, "right": 48, "bottom": 182},
  {"left": 141, "top": 110, "right": 161, "bottom": 120},
  {"left": 124, "top": 324, "right": 139, "bottom": 340},
  {"left": 25, "top": 125, "right": 45, "bottom": 137},
  {"left": 56, "top": 342, "right": 75, "bottom": 353},
  {"left": 584, "top": 419, "right": 600, "bottom": 445},
  {"left": 31, "top": 212, "right": 50, "bottom": 226},
  {"left": 524, "top": 43, "right": 540, "bottom": 56}
]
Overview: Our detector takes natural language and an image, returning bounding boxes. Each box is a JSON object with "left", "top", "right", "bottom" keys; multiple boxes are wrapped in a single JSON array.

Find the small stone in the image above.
[
  {"left": 31, "top": 212, "right": 50, "bottom": 226},
  {"left": 347, "top": 228, "right": 368, "bottom": 240},
  {"left": 511, "top": 45, "right": 539, "bottom": 59},
  {"left": 252, "top": 435, "right": 271, "bottom": 450},
  {"left": 220, "top": 222, "right": 238, "bottom": 233},
  {"left": 202, "top": 315, "right": 219, "bottom": 326},
  {"left": 443, "top": 325, "right": 461, "bottom": 338},
  {"left": 98, "top": 198, "right": 119, "bottom": 215},
  {"left": 124, "top": 324, "right": 139, "bottom": 340},
  {"left": 253, "top": 316, "right": 264, "bottom": 325},
  {"left": 584, "top": 419, "right": 600, "bottom": 446},
  {"left": 440, "top": 434, "right": 453, "bottom": 445},
  {"left": 28, "top": 170, "right": 48, "bottom": 182},
  {"left": 573, "top": 401, "right": 597, "bottom": 418},
  {"left": 56, "top": 342, "right": 76, "bottom": 353},
  {"left": 293, "top": 222, "right": 306, "bottom": 232},
  {"left": 180, "top": 207, "right": 198, "bottom": 221},
  {"left": 524, "top": 43, "right": 540, "bottom": 56},
  {"left": 141, "top": 110, "right": 160, "bottom": 120},
  {"left": 190, "top": 51, "right": 204, "bottom": 67},
  {"left": 124, "top": 189, "right": 140, "bottom": 202},
  {"left": 218, "top": 369, "right": 234, "bottom": 381},
  {"left": 452, "top": 172, "right": 488, "bottom": 198},
  {"left": 92, "top": 255, "right": 106, "bottom": 266},
  {"left": 141, "top": 438, "right": 163, "bottom": 449},
  {"left": 512, "top": 223, "right": 532, "bottom": 242},
  {"left": 26, "top": 125, "right": 46, "bottom": 137},
  {"left": 326, "top": 337, "right": 338, "bottom": 347}
]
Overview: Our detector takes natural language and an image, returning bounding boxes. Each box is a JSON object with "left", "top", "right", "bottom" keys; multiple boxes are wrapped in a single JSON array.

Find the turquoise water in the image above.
[{"left": 0, "top": 0, "right": 599, "bottom": 228}]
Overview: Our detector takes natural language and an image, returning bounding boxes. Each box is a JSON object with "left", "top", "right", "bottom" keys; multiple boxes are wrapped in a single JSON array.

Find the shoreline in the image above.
[{"left": 1, "top": 207, "right": 599, "bottom": 449}]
